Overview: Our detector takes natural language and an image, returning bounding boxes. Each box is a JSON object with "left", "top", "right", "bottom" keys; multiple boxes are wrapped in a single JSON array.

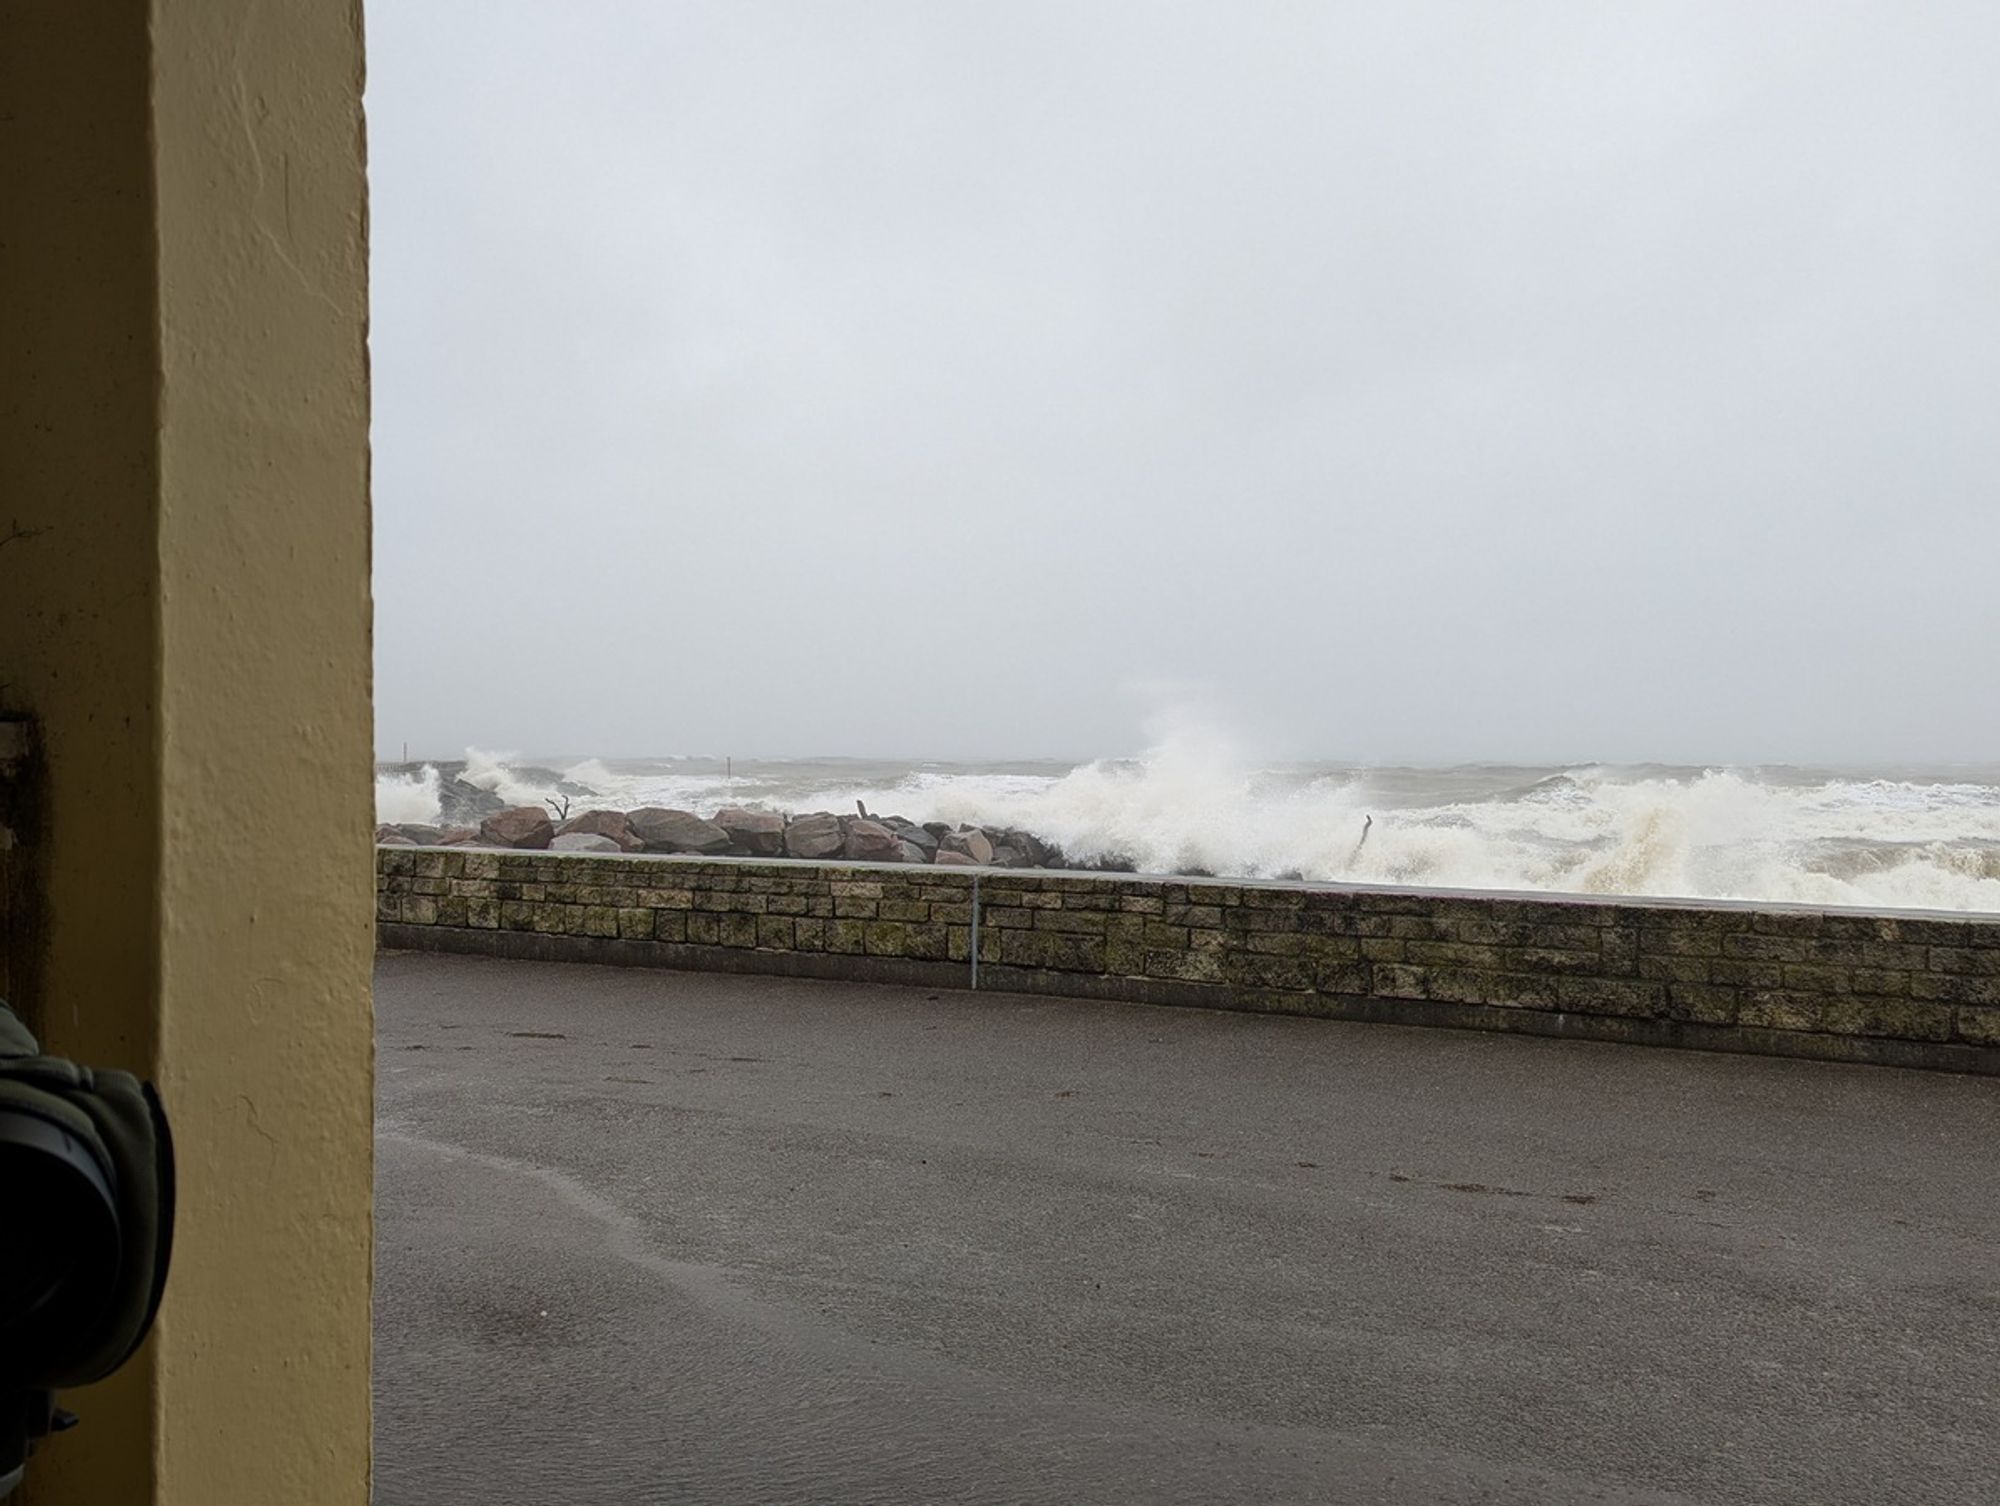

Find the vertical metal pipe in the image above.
[{"left": 969, "top": 872, "right": 981, "bottom": 991}]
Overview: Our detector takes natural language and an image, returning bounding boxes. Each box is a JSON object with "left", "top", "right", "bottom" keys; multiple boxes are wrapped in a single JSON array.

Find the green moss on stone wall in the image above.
[{"left": 375, "top": 848, "right": 2000, "bottom": 1070}]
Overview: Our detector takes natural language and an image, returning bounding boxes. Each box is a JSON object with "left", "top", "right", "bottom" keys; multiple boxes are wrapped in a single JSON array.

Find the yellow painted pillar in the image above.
[{"left": 0, "top": 1, "right": 374, "bottom": 1501}]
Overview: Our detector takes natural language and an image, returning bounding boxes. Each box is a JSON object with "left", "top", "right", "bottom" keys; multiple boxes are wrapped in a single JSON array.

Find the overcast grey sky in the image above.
[{"left": 368, "top": 1, "right": 1999, "bottom": 765}]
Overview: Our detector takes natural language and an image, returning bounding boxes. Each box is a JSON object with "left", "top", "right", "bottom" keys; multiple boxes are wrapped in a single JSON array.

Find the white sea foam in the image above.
[
  {"left": 374, "top": 764, "right": 441, "bottom": 825},
  {"left": 376, "top": 736, "right": 2000, "bottom": 914}
]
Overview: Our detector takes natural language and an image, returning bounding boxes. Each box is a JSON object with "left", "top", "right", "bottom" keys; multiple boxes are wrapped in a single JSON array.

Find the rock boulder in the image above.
[
  {"left": 784, "top": 812, "right": 844, "bottom": 859},
  {"left": 842, "top": 819, "right": 903, "bottom": 862},
  {"left": 550, "top": 831, "right": 622, "bottom": 853},
  {"left": 628, "top": 807, "right": 732, "bottom": 854},
  {"left": 479, "top": 805, "right": 555, "bottom": 850},
  {"left": 376, "top": 821, "right": 442, "bottom": 845},
  {"left": 999, "top": 828, "right": 1053, "bottom": 866},
  {"left": 715, "top": 807, "right": 786, "bottom": 857},
  {"left": 558, "top": 809, "right": 643, "bottom": 851},
  {"left": 438, "top": 775, "right": 507, "bottom": 827},
  {"left": 941, "top": 827, "right": 995, "bottom": 865}
]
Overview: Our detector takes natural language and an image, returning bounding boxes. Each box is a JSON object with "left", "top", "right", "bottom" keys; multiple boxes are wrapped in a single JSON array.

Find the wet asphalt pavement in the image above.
[{"left": 374, "top": 952, "right": 2000, "bottom": 1505}]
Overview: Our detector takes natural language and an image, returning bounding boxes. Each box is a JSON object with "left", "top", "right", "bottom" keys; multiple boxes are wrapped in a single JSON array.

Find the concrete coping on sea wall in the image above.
[{"left": 376, "top": 845, "right": 2000, "bottom": 1076}]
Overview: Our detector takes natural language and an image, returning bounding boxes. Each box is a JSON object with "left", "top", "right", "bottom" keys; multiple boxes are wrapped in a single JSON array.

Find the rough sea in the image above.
[{"left": 377, "top": 737, "right": 2000, "bottom": 915}]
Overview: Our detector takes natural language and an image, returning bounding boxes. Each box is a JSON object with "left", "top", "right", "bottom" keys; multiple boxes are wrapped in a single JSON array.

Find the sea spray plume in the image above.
[
  {"left": 900, "top": 727, "right": 1376, "bottom": 881},
  {"left": 459, "top": 748, "right": 561, "bottom": 809},
  {"left": 373, "top": 750, "right": 609, "bottom": 832},
  {"left": 561, "top": 757, "right": 622, "bottom": 794},
  {"left": 375, "top": 764, "right": 442, "bottom": 826}
]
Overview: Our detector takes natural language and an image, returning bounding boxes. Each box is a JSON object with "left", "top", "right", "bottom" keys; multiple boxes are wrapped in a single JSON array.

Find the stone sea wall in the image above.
[{"left": 376, "top": 847, "right": 2000, "bottom": 1075}]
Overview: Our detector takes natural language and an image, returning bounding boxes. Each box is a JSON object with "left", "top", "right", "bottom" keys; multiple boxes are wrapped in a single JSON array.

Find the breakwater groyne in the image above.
[{"left": 378, "top": 801, "right": 1082, "bottom": 870}]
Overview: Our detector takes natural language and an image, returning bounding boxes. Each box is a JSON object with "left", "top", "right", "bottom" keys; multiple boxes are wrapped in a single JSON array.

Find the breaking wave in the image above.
[{"left": 376, "top": 736, "right": 2000, "bottom": 914}]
